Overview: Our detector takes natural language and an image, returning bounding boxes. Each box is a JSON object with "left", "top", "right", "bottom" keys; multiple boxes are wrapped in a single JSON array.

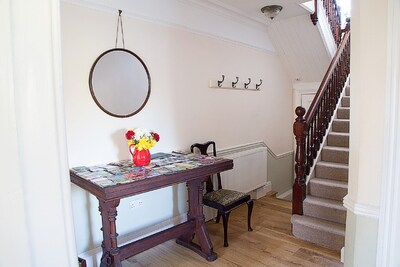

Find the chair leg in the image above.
[
  {"left": 216, "top": 213, "right": 221, "bottom": 224},
  {"left": 246, "top": 200, "right": 253, "bottom": 231},
  {"left": 221, "top": 212, "right": 230, "bottom": 247}
]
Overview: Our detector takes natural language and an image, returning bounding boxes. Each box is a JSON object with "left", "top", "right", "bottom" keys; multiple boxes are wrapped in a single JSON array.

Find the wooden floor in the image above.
[{"left": 123, "top": 195, "right": 343, "bottom": 267}]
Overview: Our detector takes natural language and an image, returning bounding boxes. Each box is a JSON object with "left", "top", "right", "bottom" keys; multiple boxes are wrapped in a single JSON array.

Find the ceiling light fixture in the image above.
[{"left": 261, "top": 5, "right": 283, "bottom": 20}]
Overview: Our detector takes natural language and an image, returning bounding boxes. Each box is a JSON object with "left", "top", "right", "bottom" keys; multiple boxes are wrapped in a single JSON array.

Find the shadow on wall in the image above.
[
  {"left": 267, "top": 150, "right": 294, "bottom": 196},
  {"left": 112, "top": 129, "right": 132, "bottom": 160}
]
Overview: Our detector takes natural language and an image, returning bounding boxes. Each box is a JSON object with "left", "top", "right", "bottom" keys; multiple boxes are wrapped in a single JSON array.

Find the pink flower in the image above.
[{"left": 125, "top": 130, "right": 134, "bottom": 140}]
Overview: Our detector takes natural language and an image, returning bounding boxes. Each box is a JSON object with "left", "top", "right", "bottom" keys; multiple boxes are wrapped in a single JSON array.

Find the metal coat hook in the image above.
[
  {"left": 244, "top": 78, "right": 251, "bottom": 89},
  {"left": 217, "top": 75, "right": 225, "bottom": 87},
  {"left": 232, "top": 77, "right": 239, "bottom": 88},
  {"left": 256, "top": 79, "right": 263, "bottom": 90}
]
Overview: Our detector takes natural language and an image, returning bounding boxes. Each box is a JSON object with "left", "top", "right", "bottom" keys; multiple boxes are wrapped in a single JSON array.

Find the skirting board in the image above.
[
  {"left": 341, "top": 247, "right": 345, "bottom": 263},
  {"left": 250, "top": 181, "right": 272, "bottom": 200},
  {"left": 79, "top": 183, "right": 271, "bottom": 267},
  {"left": 276, "top": 189, "right": 292, "bottom": 200}
]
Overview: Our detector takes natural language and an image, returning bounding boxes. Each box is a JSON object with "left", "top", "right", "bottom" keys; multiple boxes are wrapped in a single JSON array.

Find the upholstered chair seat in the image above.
[{"left": 204, "top": 189, "right": 248, "bottom": 207}]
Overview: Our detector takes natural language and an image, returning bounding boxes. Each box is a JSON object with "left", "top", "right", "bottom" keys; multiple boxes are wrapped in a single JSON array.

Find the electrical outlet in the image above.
[{"left": 129, "top": 199, "right": 143, "bottom": 209}]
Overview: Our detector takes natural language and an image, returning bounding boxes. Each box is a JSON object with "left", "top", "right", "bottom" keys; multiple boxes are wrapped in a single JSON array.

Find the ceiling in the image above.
[
  {"left": 65, "top": 0, "right": 313, "bottom": 29},
  {"left": 201, "top": 0, "right": 312, "bottom": 23},
  {"left": 62, "top": 0, "right": 315, "bottom": 53}
]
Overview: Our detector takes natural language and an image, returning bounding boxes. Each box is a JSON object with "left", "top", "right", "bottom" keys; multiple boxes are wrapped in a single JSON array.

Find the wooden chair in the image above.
[{"left": 190, "top": 141, "right": 253, "bottom": 247}]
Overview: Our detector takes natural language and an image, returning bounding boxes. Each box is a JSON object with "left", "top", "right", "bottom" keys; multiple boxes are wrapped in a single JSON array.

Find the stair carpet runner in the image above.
[{"left": 291, "top": 86, "right": 350, "bottom": 250}]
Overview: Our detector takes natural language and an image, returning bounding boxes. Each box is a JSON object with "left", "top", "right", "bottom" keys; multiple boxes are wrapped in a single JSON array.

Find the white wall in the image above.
[
  {"left": 347, "top": 0, "right": 387, "bottom": 208},
  {"left": 344, "top": 0, "right": 388, "bottom": 265},
  {"left": 61, "top": 3, "right": 293, "bottom": 254}
]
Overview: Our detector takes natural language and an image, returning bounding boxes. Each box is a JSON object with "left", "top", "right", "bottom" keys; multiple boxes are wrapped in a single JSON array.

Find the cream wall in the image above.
[
  {"left": 61, "top": 3, "right": 293, "bottom": 254},
  {"left": 347, "top": 0, "right": 387, "bottom": 208},
  {"left": 344, "top": 0, "right": 388, "bottom": 265}
]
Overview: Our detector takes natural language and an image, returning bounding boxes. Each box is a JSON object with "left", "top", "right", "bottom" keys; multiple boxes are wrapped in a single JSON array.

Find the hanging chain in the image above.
[{"left": 115, "top": 10, "right": 125, "bottom": 48}]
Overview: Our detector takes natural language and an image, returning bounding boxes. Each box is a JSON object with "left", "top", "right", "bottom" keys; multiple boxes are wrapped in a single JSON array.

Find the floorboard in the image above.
[{"left": 123, "top": 195, "right": 343, "bottom": 267}]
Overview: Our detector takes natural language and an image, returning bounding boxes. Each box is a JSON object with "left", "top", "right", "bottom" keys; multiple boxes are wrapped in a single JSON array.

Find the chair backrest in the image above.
[{"left": 190, "top": 141, "right": 222, "bottom": 193}]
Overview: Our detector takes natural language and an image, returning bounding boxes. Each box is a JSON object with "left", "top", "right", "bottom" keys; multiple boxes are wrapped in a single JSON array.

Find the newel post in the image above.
[{"left": 292, "top": 106, "right": 307, "bottom": 215}]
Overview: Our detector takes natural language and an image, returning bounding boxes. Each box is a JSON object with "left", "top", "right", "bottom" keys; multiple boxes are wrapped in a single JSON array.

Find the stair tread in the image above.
[
  {"left": 317, "top": 161, "right": 349, "bottom": 168},
  {"left": 304, "top": 195, "right": 346, "bottom": 210},
  {"left": 291, "top": 214, "right": 345, "bottom": 235},
  {"left": 338, "top": 107, "right": 350, "bottom": 110},
  {"left": 309, "top": 177, "right": 348, "bottom": 188},
  {"left": 323, "top": 146, "right": 349, "bottom": 152}
]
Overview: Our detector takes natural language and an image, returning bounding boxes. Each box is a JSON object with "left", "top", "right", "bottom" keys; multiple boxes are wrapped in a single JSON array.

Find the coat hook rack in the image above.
[
  {"left": 256, "top": 79, "right": 263, "bottom": 90},
  {"left": 244, "top": 78, "right": 251, "bottom": 89},
  {"left": 217, "top": 75, "right": 225, "bottom": 87},
  {"left": 232, "top": 77, "right": 239, "bottom": 88},
  {"left": 209, "top": 76, "right": 262, "bottom": 91}
]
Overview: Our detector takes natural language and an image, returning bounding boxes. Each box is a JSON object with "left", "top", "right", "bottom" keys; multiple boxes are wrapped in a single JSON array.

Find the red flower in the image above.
[
  {"left": 125, "top": 130, "right": 135, "bottom": 140},
  {"left": 153, "top": 132, "right": 160, "bottom": 142}
]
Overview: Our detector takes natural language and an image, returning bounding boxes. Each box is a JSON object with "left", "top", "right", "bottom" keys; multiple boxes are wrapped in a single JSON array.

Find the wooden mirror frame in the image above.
[{"left": 89, "top": 48, "right": 151, "bottom": 118}]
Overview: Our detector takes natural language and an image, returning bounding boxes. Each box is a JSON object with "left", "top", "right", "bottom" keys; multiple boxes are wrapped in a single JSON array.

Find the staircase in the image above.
[
  {"left": 292, "top": 85, "right": 350, "bottom": 250},
  {"left": 288, "top": 0, "right": 351, "bottom": 252}
]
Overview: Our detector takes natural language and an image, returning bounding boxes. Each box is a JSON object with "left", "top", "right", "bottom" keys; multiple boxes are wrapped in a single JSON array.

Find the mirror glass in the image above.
[{"left": 89, "top": 48, "right": 151, "bottom": 118}]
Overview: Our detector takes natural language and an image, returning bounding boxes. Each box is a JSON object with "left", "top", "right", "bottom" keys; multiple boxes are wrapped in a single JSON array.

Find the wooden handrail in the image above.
[
  {"left": 310, "top": 0, "right": 342, "bottom": 46},
  {"left": 292, "top": 27, "right": 350, "bottom": 215}
]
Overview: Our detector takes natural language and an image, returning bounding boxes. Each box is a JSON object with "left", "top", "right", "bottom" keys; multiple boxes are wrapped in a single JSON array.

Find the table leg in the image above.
[
  {"left": 177, "top": 179, "right": 217, "bottom": 261},
  {"left": 98, "top": 199, "right": 121, "bottom": 267}
]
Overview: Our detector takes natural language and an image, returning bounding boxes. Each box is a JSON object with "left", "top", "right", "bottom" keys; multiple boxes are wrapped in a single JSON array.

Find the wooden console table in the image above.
[{"left": 70, "top": 153, "right": 233, "bottom": 267}]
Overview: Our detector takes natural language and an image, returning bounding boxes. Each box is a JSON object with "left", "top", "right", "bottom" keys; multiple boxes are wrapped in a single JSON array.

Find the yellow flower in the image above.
[
  {"left": 136, "top": 137, "right": 153, "bottom": 151},
  {"left": 125, "top": 128, "right": 159, "bottom": 151}
]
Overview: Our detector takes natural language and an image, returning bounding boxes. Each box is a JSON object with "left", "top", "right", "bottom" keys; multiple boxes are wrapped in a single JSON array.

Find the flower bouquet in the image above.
[{"left": 125, "top": 128, "right": 160, "bottom": 166}]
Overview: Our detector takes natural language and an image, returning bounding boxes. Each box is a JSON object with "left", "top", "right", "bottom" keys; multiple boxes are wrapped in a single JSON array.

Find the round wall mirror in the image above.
[{"left": 89, "top": 48, "right": 151, "bottom": 118}]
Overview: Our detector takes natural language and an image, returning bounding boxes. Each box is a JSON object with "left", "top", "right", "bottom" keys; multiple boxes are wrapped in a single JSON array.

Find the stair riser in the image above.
[
  {"left": 341, "top": 97, "right": 350, "bottom": 107},
  {"left": 303, "top": 201, "right": 346, "bottom": 224},
  {"left": 345, "top": 86, "right": 350, "bottom": 96},
  {"left": 337, "top": 108, "right": 350, "bottom": 119},
  {"left": 327, "top": 134, "right": 349, "bottom": 148},
  {"left": 332, "top": 120, "right": 349, "bottom": 133},
  {"left": 308, "top": 181, "right": 348, "bottom": 201},
  {"left": 322, "top": 148, "right": 349, "bottom": 164},
  {"left": 292, "top": 222, "right": 345, "bottom": 250},
  {"left": 316, "top": 164, "right": 348, "bottom": 181}
]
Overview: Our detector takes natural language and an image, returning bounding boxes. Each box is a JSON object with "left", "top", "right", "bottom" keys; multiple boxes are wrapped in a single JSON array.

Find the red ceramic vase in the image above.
[{"left": 132, "top": 148, "right": 151, "bottom": 167}]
